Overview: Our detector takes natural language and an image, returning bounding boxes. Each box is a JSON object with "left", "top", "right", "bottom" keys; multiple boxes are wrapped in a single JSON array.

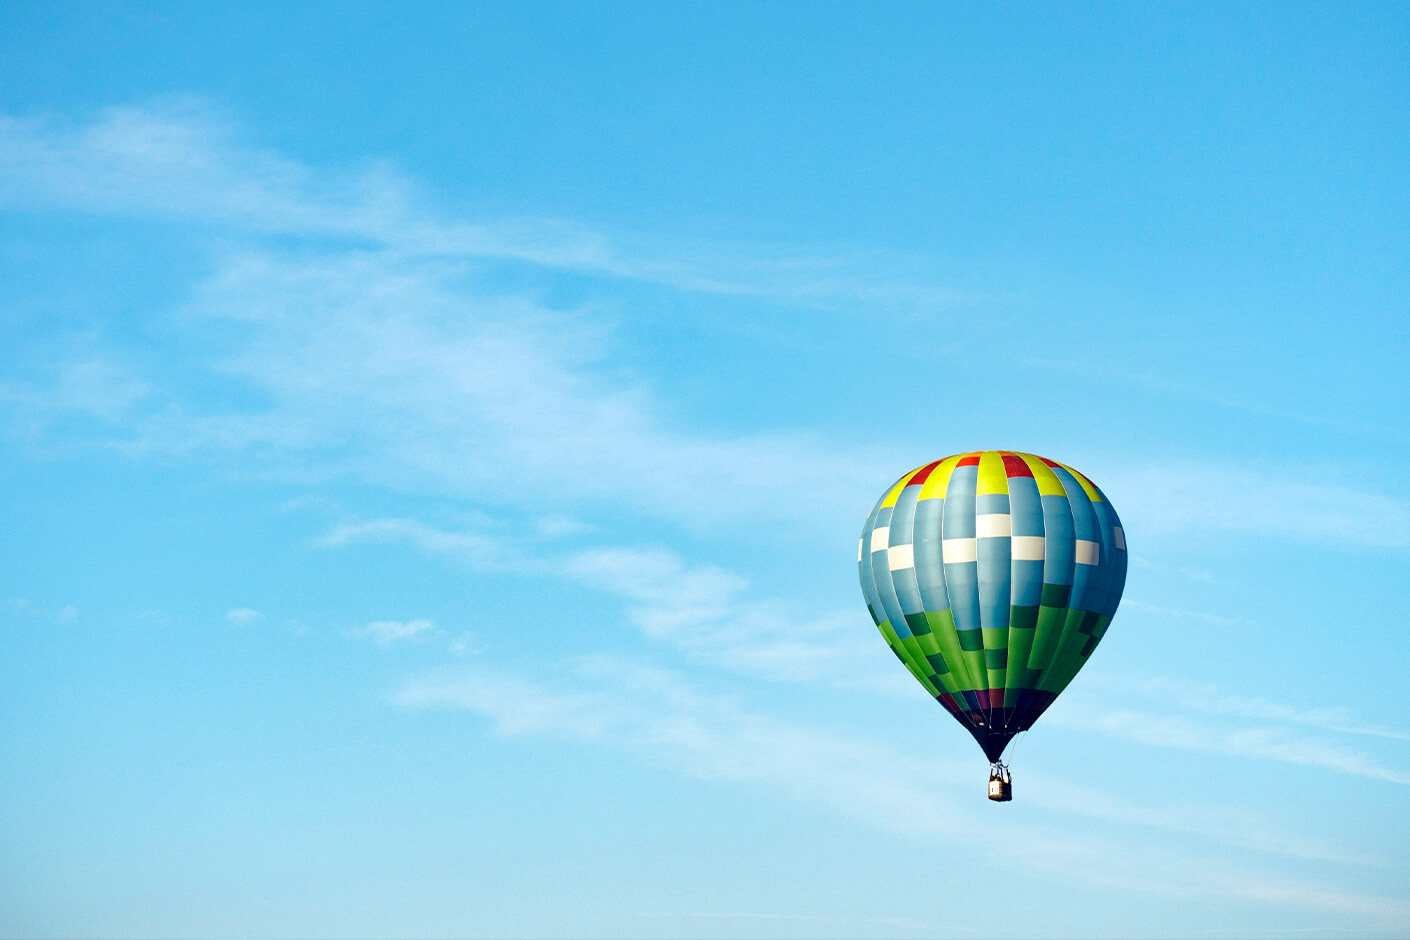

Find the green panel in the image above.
[
  {"left": 901, "top": 636, "right": 934, "bottom": 676},
  {"left": 904, "top": 611, "right": 932, "bottom": 636},
  {"left": 963, "top": 647, "right": 989, "bottom": 693},
  {"left": 953, "top": 628, "right": 987, "bottom": 696},
  {"left": 915, "top": 631, "right": 942, "bottom": 656},
  {"left": 1024, "top": 604, "right": 1068, "bottom": 677},
  {"left": 981, "top": 627, "right": 1008, "bottom": 691},
  {"left": 925, "top": 611, "right": 983, "bottom": 692},
  {"left": 1037, "top": 608, "right": 1092, "bottom": 694},
  {"left": 891, "top": 634, "right": 940, "bottom": 695},
  {"left": 877, "top": 620, "right": 901, "bottom": 645},
  {"left": 1044, "top": 614, "right": 1113, "bottom": 698},
  {"left": 1040, "top": 583, "right": 1071, "bottom": 607},
  {"left": 1005, "top": 606, "right": 1039, "bottom": 692},
  {"left": 1009, "top": 605, "right": 1039, "bottom": 630},
  {"left": 933, "top": 668, "right": 961, "bottom": 695},
  {"left": 954, "top": 627, "right": 987, "bottom": 691},
  {"left": 1004, "top": 626, "right": 1036, "bottom": 692}
]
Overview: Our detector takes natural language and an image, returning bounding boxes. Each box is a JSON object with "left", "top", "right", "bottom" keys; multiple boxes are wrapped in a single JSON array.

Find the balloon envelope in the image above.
[{"left": 858, "top": 451, "right": 1127, "bottom": 761}]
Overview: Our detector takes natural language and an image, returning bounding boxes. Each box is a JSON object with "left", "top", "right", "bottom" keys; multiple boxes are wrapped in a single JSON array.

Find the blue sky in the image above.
[{"left": 2, "top": 3, "right": 1409, "bottom": 937}]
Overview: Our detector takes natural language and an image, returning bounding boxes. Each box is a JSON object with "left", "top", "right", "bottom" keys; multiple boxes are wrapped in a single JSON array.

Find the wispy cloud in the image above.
[
  {"left": 326, "top": 515, "right": 894, "bottom": 687},
  {"left": 6, "top": 103, "right": 1410, "bottom": 555},
  {"left": 1024, "top": 355, "right": 1353, "bottom": 431},
  {"left": 6, "top": 598, "right": 80, "bottom": 622},
  {"left": 1122, "top": 598, "right": 1256, "bottom": 626},
  {"left": 1128, "top": 552, "right": 1217, "bottom": 583},
  {"left": 0, "top": 103, "right": 910, "bottom": 536},
  {"left": 1049, "top": 700, "right": 1410, "bottom": 785},
  {"left": 1103, "top": 461, "right": 1410, "bottom": 549},
  {"left": 332, "top": 512, "right": 1410, "bottom": 784},
  {"left": 397, "top": 657, "right": 1410, "bottom": 923},
  {"left": 0, "top": 102, "right": 977, "bottom": 311},
  {"left": 319, "top": 518, "right": 525, "bottom": 572},
  {"left": 1093, "top": 675, "right": 1410, "bottom": 743},
  {"left": 11, "top": 246, "right": 891, "bottom": 534},
  {"left": 224, "top": 606, "right": 263, "bottom": 626},
  {"left": 354, "top": 618, "right": 436, "bottom": 646}
]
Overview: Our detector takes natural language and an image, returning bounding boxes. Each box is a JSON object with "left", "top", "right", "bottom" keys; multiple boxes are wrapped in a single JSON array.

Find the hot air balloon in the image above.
[{"left": 858, "top": 450, "right": 1127, "bottom": 801}]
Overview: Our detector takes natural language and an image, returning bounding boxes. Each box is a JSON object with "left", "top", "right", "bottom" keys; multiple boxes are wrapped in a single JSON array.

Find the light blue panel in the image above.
[
  {"left": 940, "top": 464, "right": 980, "bottom": 631},
  {"left": 976, "top": 493, "right": 1010, "bottom": 514},
  {"left": 912, "top": 497, "right": 948, "bottom": 612},
  {"left": 857, "top": 498, "right": 887, "bottom": 624},
  {"left": 1008, "top": 475, "right": 1045, "bottom": 606},
  {"left": 945, "top": 561, "right": 981, "bottom": 632},
  {"left": 1007, "top": 476, "right": 1044, "bottom": 536},
  {"left": 1040, "top": 494, "right": 1075, "bottom": 587},
  {"left": 1055, "top": 470, "right": 1100, "bottom": 614},
  {"left": 868, "top": 507, "right": 913, "bottom": 638},
  {"left": 1053, "top": 467, "right": 1098, "bottom": 542},
  {"left": 977, "top": 534, "right": 1012, "bottom": 629},
  {"left": 1012, "top": 559, "right": 1044, "bottom": 607},
  {"left": 889, "top": 484, "right": 920, "bottom": 545},
  {"left": 941, "top": 466, "right": 977, "bottom": 539},
  {"left": 1094, "top": 496, "right": 1128, "bottom": 620},
  {"left": 1086, "top": 493, "right": 1120, "bottom": 622},
  {"left": 892, "top": 563, "right": 925, "bottom": 616},
  {"left": 887, "top": 485, "right": 925, "bottom": 618}
]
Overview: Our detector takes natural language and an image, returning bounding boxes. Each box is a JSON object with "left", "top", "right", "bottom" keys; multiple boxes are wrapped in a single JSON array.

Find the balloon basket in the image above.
[{"left": 988, "top": 762, "right": 1012, "bottom": 802}]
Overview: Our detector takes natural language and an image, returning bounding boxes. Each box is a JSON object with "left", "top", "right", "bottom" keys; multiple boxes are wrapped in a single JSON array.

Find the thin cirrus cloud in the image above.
[
  {"left": 1100, "top": 461, "right": 1410, "bottom": 549},
  {"left": 395, "top": 656, "right": 1408, "bottom": 922},
  {"left": 7, "top": 99, "right": 1408, "bottom": 802},
  {"left": 323, "top": 515, "right": 891, "bottom": 687},
  {"left": 1088, "top": 675, "right": 1410, "bottom": 743},
  {"left": 0, "top": 102, "right": 975, "bottom": 310},
  {"left": 1120, "top": 598, "right": 1257, "bottom": 627},
  {"left": 5, "top": 100, "right": 1408, "bottom": 931},
  {"left": 224, "top": 606, "right": 263, "bottom": 626},
  {"left": 19, "top": 245, "right": 894, "bottom": 535},
  {"left": 330, "top": 512, "right": 1410, "bottom": 789},
  {"left": 1047, "top": 700, "right": 1410, "bottom": 786},
  {"left": 353, "top": 618, "right": 436, "bottom": 646},
  {"left": 3, "top": 102, "right": 1409, "bottom": 550}
]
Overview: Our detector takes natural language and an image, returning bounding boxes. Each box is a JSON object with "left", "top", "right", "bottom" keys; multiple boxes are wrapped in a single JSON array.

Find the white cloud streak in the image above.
[
  {"left": 5, "top": 101, "right": 1409, "bottom": 932},
  {"left": 1094, "top": 676, "right": 1410, "bottom": 743},
  {"left": 4, "top": 104, "right": 1410, "bottom": 552},
  {"left": 1104, "top": 461, "right": 1410, "bottom": 549},
  {"left": 88, "top": 247, "right": 886, "bottom": 534},
  {"left": 326, "top": 515, "right": 894, "bottom": 688},
  {"left": 1049, "top": 700, "right": 1410, "bottom": 785},
  {"left": 0, "top": 103, "right": 976, "bottom": 310},
  {"left": 330, "top": 514, "right": 1410, "bottom": 789},
  {"left": 1122, "top": 598, "right": 1257, "bottom": 626},
  {"left": 354, "top": 618, "right": 436, "bottom": 645},
  {"left": 397, "top": 658, "right": 1410, "bottom": 925}
]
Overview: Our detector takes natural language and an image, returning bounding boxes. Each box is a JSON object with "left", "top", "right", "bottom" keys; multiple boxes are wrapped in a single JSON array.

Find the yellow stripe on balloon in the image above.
[
  {"left": 1056, "top": 462, "right": 1102, "bottom": 501},
  {"left": 917, "top": 454, "right": 963, "bottom": 500},
  {"left": 881, "top": 465, "right": 924, "bottom": 507},
  {"left": 1021, "top": 454, "right": 1068, "bottom": 496},
  {"left": 976, "top": 450, "right": 1009, "bottom": 495}
]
